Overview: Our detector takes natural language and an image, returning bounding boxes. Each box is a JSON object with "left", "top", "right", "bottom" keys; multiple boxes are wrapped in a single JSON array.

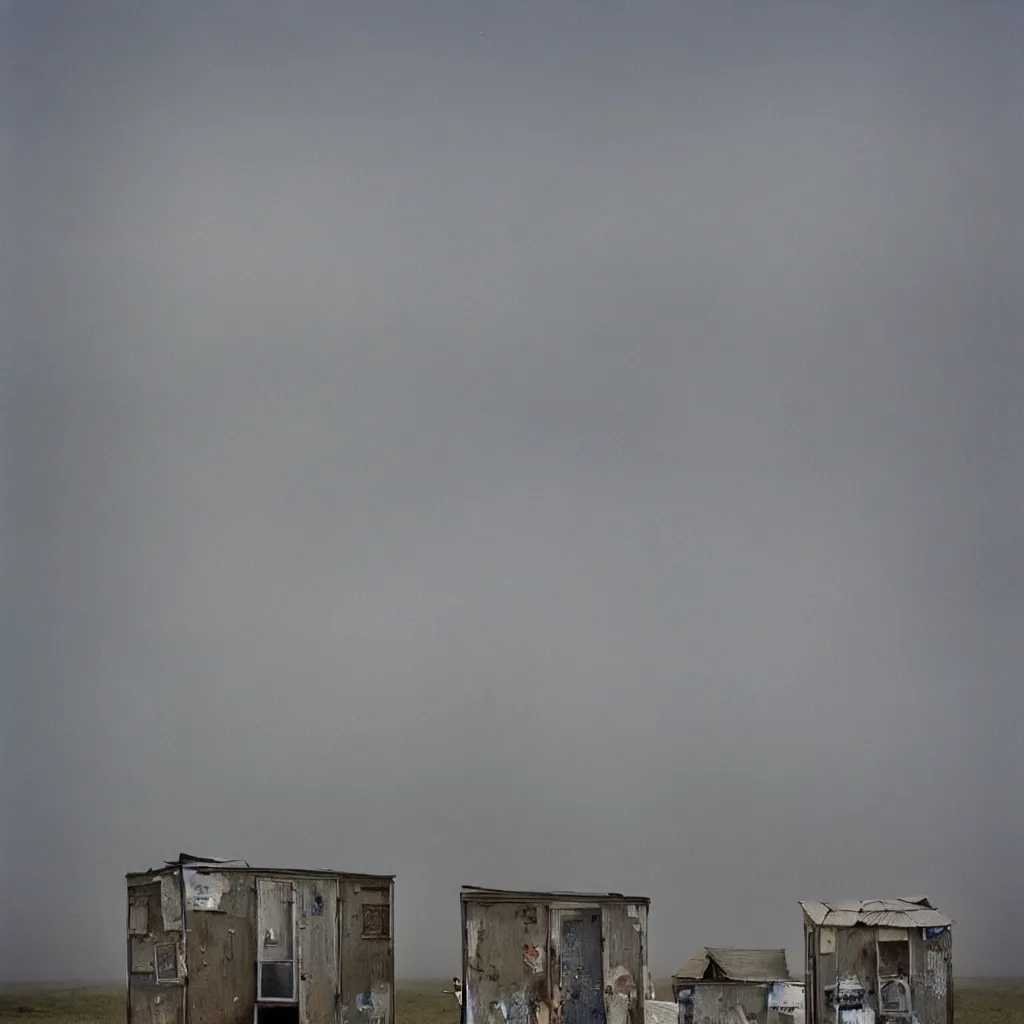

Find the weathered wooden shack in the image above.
[
  {"left": 459, "top": 886, "right": 652, "bottom": 1024},
  {"left": 126, "top": 854, "right": 395, "bottom": 1024},
  {"left": 671, "top": 948, "right": 804, "bottom": 1024},
  {"left": 799, "top": 898, "right": 953, "bottom": 1024}
]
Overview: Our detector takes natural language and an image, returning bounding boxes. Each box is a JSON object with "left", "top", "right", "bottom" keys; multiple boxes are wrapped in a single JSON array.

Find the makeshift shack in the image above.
[
  {"left": 460, "top": 886, "right": 652, "bottom": 1024},
  {"left": 671, "top": 948, "right": 804, "bottom": 1024},
  {"left": 126, "top": 854, "right": 395, "bottom": 1024},
  {"left": 799, "top": 897, "right": 953, "bottom": 1024}
]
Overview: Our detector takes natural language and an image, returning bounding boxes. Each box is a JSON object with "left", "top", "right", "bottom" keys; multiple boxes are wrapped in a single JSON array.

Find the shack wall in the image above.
[
  {"left": 461, "top": 898, "right": 648, "bottom": 1024},
  {"left": 690, "top": 983, "right": 767, "bottom": 1024},
  {"left": 600, "top": 904, "right": 647, "bottom": 1024},
  {"left": 180, "top": 867, "right": 258, "bottom": 1024},
  {"left": 804, "top": 922, "right": 952, "bottom": 1024},
  {"left": 464, "top": 900, "right": 551, "bottom": 1024},
  {"left": 127, "top": 875, "right": 186, "bottom": 1024},
  {"left": 128, "top": 869, "right": 393, "bottom": 1024},
  {"left": 338, "top": 876, "right": 395, "bottom": 1024}
]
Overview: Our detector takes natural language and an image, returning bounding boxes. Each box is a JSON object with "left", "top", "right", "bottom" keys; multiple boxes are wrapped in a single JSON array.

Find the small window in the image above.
[
  {"left": 878, "top": 940, "right": 910, "bottom": 978},
  {"left": 129, "top": 897, "right": 149, "bottom": 936},
  {"left": 362, "top": 903, "right": 390, "bottom": 939},
  {"left": 259, "top": 961, "right": 297, "bottom": 1002},
  {"left": 154, "top": 943, "right": 179, "bottom": 983}
]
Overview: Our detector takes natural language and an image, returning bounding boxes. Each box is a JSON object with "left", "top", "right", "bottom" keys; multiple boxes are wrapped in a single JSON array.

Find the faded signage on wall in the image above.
[{"left": 183, "top": 869, "right": 230, "bottom": 911}]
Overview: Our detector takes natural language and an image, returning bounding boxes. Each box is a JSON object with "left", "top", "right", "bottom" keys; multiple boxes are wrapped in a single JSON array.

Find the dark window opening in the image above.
[
  {"left": 259, "top": 962, "right": 296, "bottom": 1002},
  {"left": 676, "top": 989, "right": 694, "bottom": 1024},
  {"left": 257, "top": 1005, "right": 300, "bottom": 1024},
  {"left": 878, "top": 941, "right": 910, "bottom": 978}
]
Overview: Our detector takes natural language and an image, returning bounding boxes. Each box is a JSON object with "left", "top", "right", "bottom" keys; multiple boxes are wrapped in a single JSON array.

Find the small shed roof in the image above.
[
  {"left": 461, "top": 886, "right": 649, "bottom": 905},
  {"left": 674, "top": 952, "right": 712, "bottom": 981},
  {"left": 673, "top": 948, "right": 792, "bottom": 983},
  {"left": 799, "top": 897, "right": 953, "bottom": 929}
]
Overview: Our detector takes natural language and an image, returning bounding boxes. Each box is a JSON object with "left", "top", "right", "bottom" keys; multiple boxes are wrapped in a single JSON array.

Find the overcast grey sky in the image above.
[{"left": 2, "top": 0, "right": 1022, "bottom": 985}]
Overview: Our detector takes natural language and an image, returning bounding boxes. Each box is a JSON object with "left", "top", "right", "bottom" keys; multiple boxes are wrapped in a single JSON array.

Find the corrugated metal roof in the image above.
[
  {"left": 799, "top": 899, "right": 953, "bottom": 929},
  {"left": 673, "top": 949, "right": 791, "bottom": 983},
  {"left": 461, "top": 886, "right": 650, "bottom": 905}
]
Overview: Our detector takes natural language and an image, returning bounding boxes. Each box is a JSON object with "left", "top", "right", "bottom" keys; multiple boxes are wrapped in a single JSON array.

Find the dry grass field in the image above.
[{"left": 1, "top": 980, "right": 1022, "bottom": 1024}]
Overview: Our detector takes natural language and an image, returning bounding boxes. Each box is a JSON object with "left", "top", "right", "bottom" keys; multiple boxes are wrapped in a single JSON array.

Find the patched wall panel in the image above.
[
  {"left": 298, "top": 878, "right": 340, "bottom": 1024},
  {"left": 185, "top": 871, "right": 256, "bottom": 1024},
  {"left": 339, "top": 880, "right": 394, "bottom": 1024}
]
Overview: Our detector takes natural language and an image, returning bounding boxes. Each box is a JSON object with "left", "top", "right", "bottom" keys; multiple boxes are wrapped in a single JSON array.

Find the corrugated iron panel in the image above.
[
  {"left": 828, "top": 900, "right": 863, "bottom": 912},
  {"left": 822, "top": 911, "right": 862, "bottom": 928},
  {"left": 800, "top": 898, "right": 953, "bottom": 929}
]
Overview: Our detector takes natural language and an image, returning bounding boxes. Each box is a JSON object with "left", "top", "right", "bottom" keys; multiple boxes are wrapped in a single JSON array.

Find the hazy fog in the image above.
[{"left": 3, "top": 0, "right": 1022, "bottom": 984}]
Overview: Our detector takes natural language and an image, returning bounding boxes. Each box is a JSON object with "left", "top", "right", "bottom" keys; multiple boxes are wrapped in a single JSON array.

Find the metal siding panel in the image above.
[{"left": 910, "top": 926, "right": 952, "bottom": 1024}]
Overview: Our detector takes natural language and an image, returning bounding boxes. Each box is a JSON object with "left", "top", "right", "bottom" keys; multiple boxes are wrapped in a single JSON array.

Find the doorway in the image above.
[{"left": 559, "top": 913, "right": 607, "bottom": 1024}]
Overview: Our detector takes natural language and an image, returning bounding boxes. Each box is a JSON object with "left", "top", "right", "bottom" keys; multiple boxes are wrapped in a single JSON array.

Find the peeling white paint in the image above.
[
  {"left": 371, "top": 982, "right": 390, "bottom": 1024},
  {"left": 159, "top": 875, "right": 183, "bottom": 931},
  {"left": 607, "top": 965, "right": 636, "bottom": 997},
  {"left": 768, "top": 984, "right": 804, "bottom": 1011},
  {"left": 644, "top": 1001, "right": 678, "bottom": 1024},
  {"left": 183, "top": 870, "right": 230, "bottom": 911},
  {"left": 926, "top": 947, "right": 947, "bottom": 999},
  {"left": 605, "top": 993, "right": 630, "bottom": 1024},
  {"left": 523, "top": 943, "right": 544, "bottom": 974},
  {"left": 838, "top": 1010, "right": 874, "bottom": 1024}
]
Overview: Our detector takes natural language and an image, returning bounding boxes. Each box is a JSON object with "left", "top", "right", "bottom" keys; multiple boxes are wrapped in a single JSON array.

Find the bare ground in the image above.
[{"left": 0, "top": 980, "right": 1021, "bottom": 1024}]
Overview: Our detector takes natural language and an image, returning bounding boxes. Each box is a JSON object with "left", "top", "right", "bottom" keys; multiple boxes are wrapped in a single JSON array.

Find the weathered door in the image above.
[
  {"left": 560, "top": 913, "right": 607, "bottom": 1024},
  {"left": 297, "top": 878, "right": 339, "bottom": 1024},
  {"left": 257, "top": 879, "right": 298, "bottom": 1005}
]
